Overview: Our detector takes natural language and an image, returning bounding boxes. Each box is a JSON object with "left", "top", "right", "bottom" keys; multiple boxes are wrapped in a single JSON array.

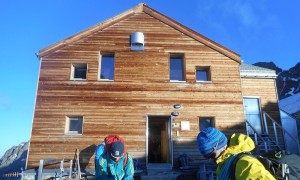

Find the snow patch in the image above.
[
  {"left": 286, "top": 88, "right": 295, "bottom": 96},
  {"left": 289, "top": 77, "right": 298, "bottom": 81}
]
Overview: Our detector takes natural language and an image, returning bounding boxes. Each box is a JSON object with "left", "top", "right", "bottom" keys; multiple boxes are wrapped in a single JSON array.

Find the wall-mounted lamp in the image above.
[
  {"left": 171, "top": 111, "right": 180, "bottom": 116},
  {"left": 173, "top": 104, "right": 181, "bottom": 109}
]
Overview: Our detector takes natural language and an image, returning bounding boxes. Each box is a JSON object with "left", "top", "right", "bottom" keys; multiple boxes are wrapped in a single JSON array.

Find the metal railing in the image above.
[
  {"left": 245, "top": 119, "right": 280, "bottom": 152},
  {"left": 2, "top": 171, "right": 21, "bottom": 178},
  {"left": 263, "top": 111, "right": 300, "bottom": 154}
]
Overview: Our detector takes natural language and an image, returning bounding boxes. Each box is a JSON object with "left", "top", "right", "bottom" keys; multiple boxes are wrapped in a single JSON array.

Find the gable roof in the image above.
[{"left": 38, "top": 3, "right": 241, "bottom": 63}]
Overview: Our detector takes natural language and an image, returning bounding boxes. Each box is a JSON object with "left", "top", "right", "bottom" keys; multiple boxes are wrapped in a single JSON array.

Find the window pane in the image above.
[
  {"left": 196, "top": 70, "right": 208, "bottom": 81},
  {"left": 74, "top": 64, "right": 87, "bottom": 79},
  {"left": 199, "top": 118, "right": 212, "bottom": 131},
  {"left": 101, "top": 55, "right": 114, "bottom": 80},
  {"left": 243, "top": 98, "right": 260, "bottom": 114},
  {"left": 170, "top": 57, "right": 184, "bottom": 81},
  {"left": 68, "top": 117, "right": 83, "bottom": 134}
]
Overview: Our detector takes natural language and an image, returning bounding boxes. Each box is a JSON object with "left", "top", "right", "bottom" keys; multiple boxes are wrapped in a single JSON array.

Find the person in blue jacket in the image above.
[{"left": 97, "top": 141, "right": 134, "bottom": 180}]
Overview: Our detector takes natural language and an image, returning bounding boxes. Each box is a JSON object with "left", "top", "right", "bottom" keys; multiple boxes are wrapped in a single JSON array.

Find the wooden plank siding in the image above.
[{"left": 27, "top": 10, "right": 247, "bottom": 169}]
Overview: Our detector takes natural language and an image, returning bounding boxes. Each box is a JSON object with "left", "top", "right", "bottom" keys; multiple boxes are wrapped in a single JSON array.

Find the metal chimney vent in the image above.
[{"left": 130, "top": 32, "right": 144, "bottom": 51}]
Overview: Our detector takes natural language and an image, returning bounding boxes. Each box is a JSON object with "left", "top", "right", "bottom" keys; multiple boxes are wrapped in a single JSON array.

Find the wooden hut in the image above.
[{"left": 26, "top": 3, "right": 281, "bottom": 174}]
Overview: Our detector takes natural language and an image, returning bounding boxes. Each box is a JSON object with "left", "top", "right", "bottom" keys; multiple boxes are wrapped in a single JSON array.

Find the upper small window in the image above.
[
  {"left": 170, "top": 55, "right": 185, "bottom": 81},
  {"left": 71, "top": 64, "right": 87, "bottom": 80},
  {"left": 65, "top": 116, "right": 83, "bottom": 135},
  {"left": 199, "top": 117, "right": 214, "bottom": 131},
  {"left": 99, "top": 54, "right": 114, "bottom": 80},
  {"left": 196, "top": 66, "right": 211, "bottom": 81}
]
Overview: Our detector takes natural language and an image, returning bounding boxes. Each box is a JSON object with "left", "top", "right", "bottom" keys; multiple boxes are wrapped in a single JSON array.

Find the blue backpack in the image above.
[{"left": 95, "top": 141, "right": 106, "bottom": 177}]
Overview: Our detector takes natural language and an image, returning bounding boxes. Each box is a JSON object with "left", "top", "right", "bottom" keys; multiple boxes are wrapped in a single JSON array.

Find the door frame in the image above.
[
  {"left": 146, "top": 114, "right": 173, "bottom": 166},
  {"left": 243, "top": 96, "right": 263, "bottom": 135}
]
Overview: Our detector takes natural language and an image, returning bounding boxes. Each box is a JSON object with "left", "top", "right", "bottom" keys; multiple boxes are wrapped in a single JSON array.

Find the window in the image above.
[
  {"left": 199, "top": 117, "right": 214, "bottom": 131},
  {"left": 170, "top": 55, "right": 185, "bottom": 81},
  {"left": 71, "top": 64, "right": 87, "bottom": 80},
  {"left": 65, "top": 116, "right": 83, "bottom": 135},
  {"left": 196, "top": 66, "right": 211, "bottom": 81},
  {"left": 99, "top": 54, "right": 114, "bottom": 80}
]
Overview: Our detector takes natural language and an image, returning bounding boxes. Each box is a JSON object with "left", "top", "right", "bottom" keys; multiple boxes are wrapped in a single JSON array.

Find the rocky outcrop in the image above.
[
  {"left": 0, "top": 142, "right": 28, "bottom": 177},
  {"left": 253, "top": 61, "right": 300, "bottom": 100}
]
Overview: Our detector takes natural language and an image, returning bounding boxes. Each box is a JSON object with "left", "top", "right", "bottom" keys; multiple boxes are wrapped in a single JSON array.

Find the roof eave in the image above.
[
  {"left": 240, "top": 71, "right": 277, "bottom": 79},
  {"left": 142, "top": 4, "right": 241, "bottom": 63},
  {"left": 38, "top": 3, "right": 241, "bottom": 63},
  {"left": 38, "top": 3, "right": 145, "bottom": 58}
]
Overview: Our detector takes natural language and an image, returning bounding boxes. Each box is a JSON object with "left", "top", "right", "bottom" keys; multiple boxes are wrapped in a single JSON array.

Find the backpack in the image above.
[
  {"left": 103, "top": 135, "right": 127, "bottom": 155},
  {"left": 95, "top": 135, "right": 128, "bottom": 177},
  {"left": 178, "top": 154, "right": 191, "bottom": 170},
  {"left": 230, "top": 150, "right": 300, "bottom": 180}
]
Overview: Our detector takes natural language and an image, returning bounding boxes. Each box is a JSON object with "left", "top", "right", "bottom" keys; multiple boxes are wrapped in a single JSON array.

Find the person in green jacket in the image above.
[
  {"left": 98, "top": 141, "right": 134, "bottom": 180},
  {"left": 197, "top": 127, "right": 275, "bottom": 180}
]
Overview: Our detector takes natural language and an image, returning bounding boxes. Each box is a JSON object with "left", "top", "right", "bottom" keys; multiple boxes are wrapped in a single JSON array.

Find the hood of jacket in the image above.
[{"left": 216, "top": 133, "right": 255, "bottom": 172}]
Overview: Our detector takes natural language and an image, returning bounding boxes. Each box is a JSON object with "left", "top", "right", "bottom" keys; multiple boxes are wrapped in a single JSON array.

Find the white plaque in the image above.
[{"left": 181, "top": 121, "right": 190, "bottom": 130}]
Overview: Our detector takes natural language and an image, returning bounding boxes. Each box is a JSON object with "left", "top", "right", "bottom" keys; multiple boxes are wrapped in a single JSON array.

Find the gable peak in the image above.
[{"left": 133, "top": 3, "right": 148, "bottom": 13}]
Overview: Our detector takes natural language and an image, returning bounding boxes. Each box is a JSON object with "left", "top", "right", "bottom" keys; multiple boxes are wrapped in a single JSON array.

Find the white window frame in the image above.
[
  {"left": 65, "top": 116, "right": 83, "bottom": 135},
  {"left": 70, "top": 63, "right": 87, "bottom": 80}
]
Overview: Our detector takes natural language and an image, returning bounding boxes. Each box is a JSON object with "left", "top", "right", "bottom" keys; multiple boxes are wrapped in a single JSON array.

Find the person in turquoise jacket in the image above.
[{"left": 97, "top": 141, "right": 134, "bottom": 180}]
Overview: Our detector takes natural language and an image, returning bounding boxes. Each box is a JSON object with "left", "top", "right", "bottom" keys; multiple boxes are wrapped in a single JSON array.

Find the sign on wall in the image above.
[{"left": 181, "top": 121, "right": 190, "bottom": 130}]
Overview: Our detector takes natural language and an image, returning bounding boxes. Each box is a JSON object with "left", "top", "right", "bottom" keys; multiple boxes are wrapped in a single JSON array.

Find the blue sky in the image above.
[{"left": 0, "top": 0, "right": 299, "bottom": 156}]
